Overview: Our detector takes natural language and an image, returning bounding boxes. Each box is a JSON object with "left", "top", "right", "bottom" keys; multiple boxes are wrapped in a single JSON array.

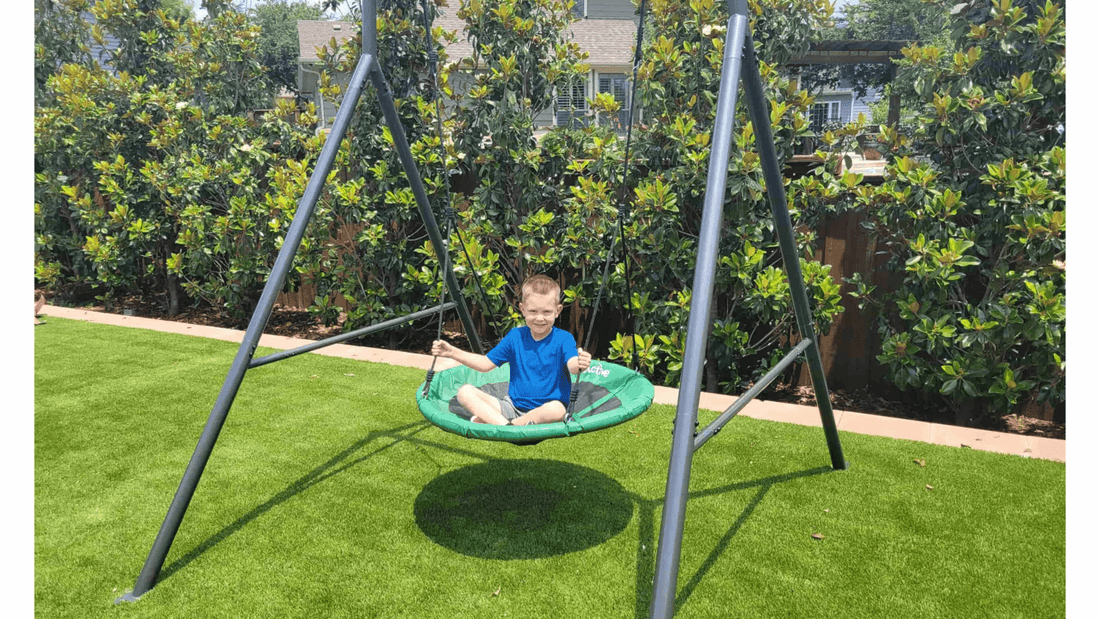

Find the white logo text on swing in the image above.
[{"left": 583, "top": 363, "right": 611, "bottom": 378}]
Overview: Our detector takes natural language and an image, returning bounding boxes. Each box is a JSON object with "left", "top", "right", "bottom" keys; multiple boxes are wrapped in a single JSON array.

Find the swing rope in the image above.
[
  {"left": 420, "top": 0, "right": 504, "bottom": 345},
  {"left": 618, "top": 0, "right": 648, "bottom": 375},
  {"left": 422, "top": 0, "right": 502, "bottom": 395},
  {"left": 566, "top": 0, "right": 648, "bottom": 422},
  {"left": 423, "top": 205, "right": 456, "bottom": 396}
]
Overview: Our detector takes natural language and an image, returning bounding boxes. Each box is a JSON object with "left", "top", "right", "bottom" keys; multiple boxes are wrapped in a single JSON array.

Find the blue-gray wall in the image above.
[
  {"left": 851, "top": 86, "right": 882, "bottom": 124},
  {"left": 812, "top": 79, "right": 884, "bottom": 125},
  {"left": 82, "top": 11, "right": 121, "bottom": 73},
  {"left": 577, "top": 0, "right": 637, "bottom": 20}
]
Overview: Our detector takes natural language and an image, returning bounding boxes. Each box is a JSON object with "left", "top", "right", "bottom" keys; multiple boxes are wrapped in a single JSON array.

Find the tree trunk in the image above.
[{"left": 159, "top": 242, "right": 180, "bottom": 317}]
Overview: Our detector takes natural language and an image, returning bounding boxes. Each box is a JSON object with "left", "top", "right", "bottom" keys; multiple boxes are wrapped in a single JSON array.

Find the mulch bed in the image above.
[{"left": 36, "top": 291, "right": 1065, "bottom": 441}]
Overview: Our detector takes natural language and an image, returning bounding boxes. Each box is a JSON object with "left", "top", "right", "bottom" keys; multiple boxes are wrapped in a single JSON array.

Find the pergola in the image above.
[{"left": 789, "top": 39, "right": 912, "bottom": 127}]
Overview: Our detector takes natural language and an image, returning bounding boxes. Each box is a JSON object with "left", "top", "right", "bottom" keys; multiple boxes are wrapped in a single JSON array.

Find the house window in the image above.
[
  {"left": 556, "top": 78, "right": 588, "bottom": 128},
  {"left": 597, "top": 73, "right": 631, "bottom": 131},
  {"left": 808, "top": 101, "right": 842, "bottom": 134},
  {"left": 571, "top": 0, "right": 585, "bottom": 19}
]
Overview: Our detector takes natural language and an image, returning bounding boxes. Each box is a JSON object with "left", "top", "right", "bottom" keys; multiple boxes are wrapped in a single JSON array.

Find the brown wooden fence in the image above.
[
  {"left": 797, "top": 208, "right": 896, "bottom": 392},
  {"left": 796, "top": 209, "right": 1057, "bottom": 421}
]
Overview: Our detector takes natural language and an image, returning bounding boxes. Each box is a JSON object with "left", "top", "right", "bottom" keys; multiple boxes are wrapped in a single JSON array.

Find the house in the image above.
[
  {"left": 296, "top": 19, "right": 358, "bottom": 127},
  {"left": 797, "top": 79, "right": 880, "bottom": 135},
  {"left": 788, "top": 39, "right": 910, "bottom": 134},
  {"left": 297, "top": 6, "right": 906, "bottom": 141},
  {"left": 297, "top": 2, "right": 641, "bottom": 130}
]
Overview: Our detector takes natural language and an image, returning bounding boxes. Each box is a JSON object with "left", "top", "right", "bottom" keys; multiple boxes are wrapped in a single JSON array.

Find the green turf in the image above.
[{"left": 34, "top": 317, "right": 1065, "bottom": 618}]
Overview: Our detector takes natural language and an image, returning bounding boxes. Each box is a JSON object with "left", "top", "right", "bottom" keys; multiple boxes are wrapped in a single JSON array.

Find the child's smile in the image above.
[{"left": 519, "top": 292, "right": 563, "bottom": 340}]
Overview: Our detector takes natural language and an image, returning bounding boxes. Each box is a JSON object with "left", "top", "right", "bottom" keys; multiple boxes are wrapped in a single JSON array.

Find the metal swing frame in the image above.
[
  {"left": 648, "top": 2, "right": 848, "bottom": 617},
  {"left": 119, "top": 1, "right": 848, "bottom": 613}
]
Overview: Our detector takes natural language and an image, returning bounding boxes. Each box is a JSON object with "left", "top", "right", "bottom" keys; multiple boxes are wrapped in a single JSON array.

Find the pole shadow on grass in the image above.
[
  {"left": 157, "top": 420, "right": 483, "bottom": 584},
  {"left": 631, "top": 465, "right": 837, "bottom": 619},
  {"left": 414, "top": 459, "right": 636, "bottom": 560}
]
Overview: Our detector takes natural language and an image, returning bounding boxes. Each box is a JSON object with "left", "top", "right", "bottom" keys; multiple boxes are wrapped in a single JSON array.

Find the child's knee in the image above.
[
  {"left": 456, "top": 384, "right": 478, "bottom": 404},
  {"left": 541, "top": 400, "right": 567, "bottom": 421}
]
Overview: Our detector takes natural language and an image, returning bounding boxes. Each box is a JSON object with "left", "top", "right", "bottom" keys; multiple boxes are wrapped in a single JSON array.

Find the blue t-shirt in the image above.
[{"left": 486, "top": 326, "right": 578, "bottom": 411}]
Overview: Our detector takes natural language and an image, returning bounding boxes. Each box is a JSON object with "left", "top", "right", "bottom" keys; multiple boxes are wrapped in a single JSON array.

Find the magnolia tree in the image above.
[
  {"left": 35, "top": 0, "right": 326, "bottom": 317},
  {"left": 39, "top": 0, "right": 1061, "bottom": 422},
  {"left": 299, "top": 0, "right": 492, "bottom": 340},
  {"left": 444, "top": 0, "right": 589, "bottom": 333},
  {"left": 834, "top": 0, "right": 1065, "bottom": 422},
  {"left": 562, "top": 0, "right": 846, "bottom": 393}
]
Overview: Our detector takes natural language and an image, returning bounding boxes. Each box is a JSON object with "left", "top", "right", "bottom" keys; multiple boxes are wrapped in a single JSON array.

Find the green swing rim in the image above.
[{"left": 416, "top": 361, "right": 654, "bottom": 442}]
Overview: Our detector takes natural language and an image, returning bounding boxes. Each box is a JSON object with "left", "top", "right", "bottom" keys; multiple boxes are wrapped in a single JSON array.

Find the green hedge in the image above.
[{"left": 35, "top": 1, "right": 1065, "bottom": 422}]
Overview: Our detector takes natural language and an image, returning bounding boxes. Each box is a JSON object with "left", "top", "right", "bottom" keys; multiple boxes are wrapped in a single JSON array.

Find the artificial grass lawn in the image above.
[{"left": 35, "top": 317, "right": 1065, "bottom": 618}]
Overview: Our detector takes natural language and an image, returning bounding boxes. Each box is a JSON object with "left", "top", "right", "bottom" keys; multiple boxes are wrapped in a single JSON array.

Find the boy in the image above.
[{"left": 430, "top": 274, "right": 591, "bottom": 426}]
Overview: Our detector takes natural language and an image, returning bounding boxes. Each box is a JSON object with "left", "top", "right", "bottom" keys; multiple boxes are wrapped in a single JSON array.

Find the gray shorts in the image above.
[{"left": 496, "top": 396, "right": 525, "bottom": 421}]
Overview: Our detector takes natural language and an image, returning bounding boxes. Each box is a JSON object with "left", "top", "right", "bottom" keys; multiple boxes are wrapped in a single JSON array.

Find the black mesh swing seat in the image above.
[{"left": 417, "top": 361, "right": 654, "bottom": 443}]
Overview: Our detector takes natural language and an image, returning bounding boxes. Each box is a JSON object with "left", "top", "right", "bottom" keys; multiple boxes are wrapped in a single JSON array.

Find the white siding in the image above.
[
  {"left": 836, "top": 79, "right": 884, "bottom": 124},
  {"left": 298, "top": 62, "right": 349, "bottom": 128},
  {"left": 851, "top": 86, "right": 882, "bottom": 124},
  {"left": 534, "top": 105, "right": 556, "bottom": 127}
]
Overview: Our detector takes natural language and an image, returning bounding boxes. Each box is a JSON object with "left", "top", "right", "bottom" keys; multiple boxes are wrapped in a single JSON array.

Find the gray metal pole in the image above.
[
  {"left": 362, "top": 0, "right": 480, "bottom": 351},
  {"left": 362, "top": 0, "right": 377, "bottom": 56},
  {"left": 119, "top": 52, "right": 377, "bottom": 603},
  {"left": 693, "top": 338, "right": 812, "bottom": 451},
  {"left": 648, "top": 7, "right": 749, "bottom": 618},
  {"left": 369, "top": 64, "right": 484, "bottom": 353},
  {"left": 739, "top": 40, "right": 847, "bottom": 471},
  {"left": 249, "top": 302, "right": 457, "bottom": 368}
]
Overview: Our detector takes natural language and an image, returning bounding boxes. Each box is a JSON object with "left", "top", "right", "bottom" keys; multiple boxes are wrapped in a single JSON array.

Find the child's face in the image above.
[{"left": 519, "top": 290, "right": 562, "bottom": 340}]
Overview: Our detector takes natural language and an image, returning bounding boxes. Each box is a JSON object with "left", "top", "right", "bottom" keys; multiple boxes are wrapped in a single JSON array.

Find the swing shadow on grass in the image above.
[
  {"left": 411, "top": 452, "right": 837, "bottom": 616},
  {"left": 414, "top": 459, "right": 636, "bottom": 560},
  {"left": 153, "top": 414, "right": 835, "bottom": 619}
]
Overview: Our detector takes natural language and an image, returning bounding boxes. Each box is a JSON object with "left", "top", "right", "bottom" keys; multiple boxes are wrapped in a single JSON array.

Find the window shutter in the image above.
[
  {"left": 596, "top": 73, "right": 630, "bottom": 131},
  {"left": 556, "top": 79, "right": 588, "bottom": 128}
]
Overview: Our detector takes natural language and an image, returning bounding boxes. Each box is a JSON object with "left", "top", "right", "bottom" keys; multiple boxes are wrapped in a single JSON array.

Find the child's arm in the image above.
[
  {"left": 431, "top": 340, "right": 498, "bottom": 373},
  {"left": 567, "top": 348, "right": 592, "bottom": 375}
]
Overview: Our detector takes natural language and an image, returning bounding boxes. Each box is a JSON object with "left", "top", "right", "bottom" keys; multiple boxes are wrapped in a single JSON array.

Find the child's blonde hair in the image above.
[{"left": 521, "top": 274, "right": 560, "bottom": 301}]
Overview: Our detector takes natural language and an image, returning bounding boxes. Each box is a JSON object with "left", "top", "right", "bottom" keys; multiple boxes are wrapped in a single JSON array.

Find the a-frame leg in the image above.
[
  {"left": 647, "top": 1, "right": 846, "bottom": 617},
  {"left": 739, "top": 36, "right": 847, "bottom": 471},
  {"left": 120, "top": 16, "right": 482, "bottom": 598},
  {"left": 117, "top": 52, "right": 380, "bottom": 603}
]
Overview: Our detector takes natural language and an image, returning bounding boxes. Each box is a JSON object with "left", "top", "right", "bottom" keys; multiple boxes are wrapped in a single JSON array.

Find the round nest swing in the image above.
[{"left": 417, "top": 361, "right": 654, "bottom": 445}]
